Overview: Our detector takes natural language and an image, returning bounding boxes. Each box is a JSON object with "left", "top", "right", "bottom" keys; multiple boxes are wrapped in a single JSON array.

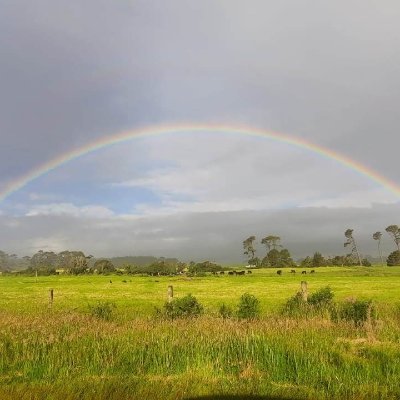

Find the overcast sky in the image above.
[{"left": 1, "top": 1, "right": 399, "bottom": 262}]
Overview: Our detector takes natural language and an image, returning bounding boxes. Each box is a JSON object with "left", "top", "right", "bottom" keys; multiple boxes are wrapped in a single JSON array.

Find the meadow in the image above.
[{"left": 1, "top": 267, "right": 400, "bottom": 399}]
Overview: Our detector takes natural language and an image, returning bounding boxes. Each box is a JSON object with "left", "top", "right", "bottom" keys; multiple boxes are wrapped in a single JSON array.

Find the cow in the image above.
[
  {"left": 310, "top": 270, "right": 315, "bottom": 274},
  {"left": 277, "top": 270, "right": 282, "bottom": 275},
  {"left": 228, "top": 271, "right": 234, "bottom": 275},
  {"left": 247, "top": 270, "right": 252, "bottom": 274},
  {"left": 220, "top": 271, "right": 225, "bottom": 275},
  {"left": 290, "top": 269, "right": 296, "bottom": 274},
  {"left": 237, "top": 271, "right": 245, "bottom": 275},
  {"left": 301, "top": 271, "right": 307, "bottom": 274}
]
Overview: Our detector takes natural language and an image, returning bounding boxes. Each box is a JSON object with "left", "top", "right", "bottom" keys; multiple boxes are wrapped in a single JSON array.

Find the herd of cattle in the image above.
[
  {"left": 211, "top": 269, "right": 316, "bottom": 276},
  {"left": 211, "top": 270, "right": 251, "bottom": 275}
]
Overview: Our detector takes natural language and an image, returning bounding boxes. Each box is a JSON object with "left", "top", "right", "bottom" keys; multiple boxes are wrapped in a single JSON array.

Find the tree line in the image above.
[
  {"left": 0, "top": 249, "right": 225, "bottom": 277},
  {"left": 243, "top": 224, "right": 400, "bottom": 267}
]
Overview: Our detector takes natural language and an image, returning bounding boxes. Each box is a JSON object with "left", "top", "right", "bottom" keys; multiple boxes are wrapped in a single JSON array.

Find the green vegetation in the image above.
[
  {"left": 163, "top": 294, "right": 203, "bottom": 319},
  {"left": 89, "top": 301, "right": 116, "bottom": 321},
  {"left": 237, "top": 293, "right": 260, "bottom": 319},
  {"left": 1, "top": 267, "right": 400, "bottom": 399},
  {"left": 336, "top": 299, "right": 376, "bottom": 327},
  {"left": 387, "top": 250, "right": 400, "bottom": 267}
]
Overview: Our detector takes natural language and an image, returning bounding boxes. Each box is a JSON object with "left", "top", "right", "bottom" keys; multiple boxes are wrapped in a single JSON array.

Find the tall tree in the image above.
[
  {"left": 344, "top": 229, "right": 362, "bottom": 267},
  {"left": 265, "top": 249, "right": 280, "bottom": 267},
  {"left": 57, "top": 250, "right": 89, "bottom": 274},
  {"left": 93, "top": 259, "right": 115, "bottom": 274},
  {"left": 385, "top": 225, "right": 400, "bottom": 251},
  {"left": 243, "top": 236, "right": 258, "bottom": 265},
  {"left": 261, "top": 235, "right": 282, "bottom": 251},
  {"left": 312, "top": 252, "right": 326, "bottom": 268},
  {"left": 372, "top": 231, "right": 384, "bottom": 266},
  {"left": 279, "top": 248, "right": 295, "bottom": 267},
  {"left": 300, "top": 256, "right": 312, "bottom": 268}
]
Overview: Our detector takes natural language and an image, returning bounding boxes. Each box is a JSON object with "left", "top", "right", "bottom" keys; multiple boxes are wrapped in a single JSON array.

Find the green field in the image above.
[{"left": 1, "top": 267, "right": 400, "bottom": 399}]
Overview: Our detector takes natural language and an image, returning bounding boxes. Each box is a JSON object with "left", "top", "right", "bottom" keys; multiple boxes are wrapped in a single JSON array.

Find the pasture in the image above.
[{"left": 1, "top": 267, "right": 400, "bottom": 399}]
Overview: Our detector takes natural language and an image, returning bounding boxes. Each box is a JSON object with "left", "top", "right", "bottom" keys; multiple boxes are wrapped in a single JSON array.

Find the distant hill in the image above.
[{"left": 105, "top": 256, "right": 180, "bottom": 267}]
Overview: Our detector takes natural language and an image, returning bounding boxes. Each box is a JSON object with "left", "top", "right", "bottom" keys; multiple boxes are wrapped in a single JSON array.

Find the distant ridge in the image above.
[{"left": 104, "top": 256, "right": 180, "bottom": 267}]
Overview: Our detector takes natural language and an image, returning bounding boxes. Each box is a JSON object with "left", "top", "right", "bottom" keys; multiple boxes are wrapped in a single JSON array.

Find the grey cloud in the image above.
[
  {"left": 1, "top": 1, "right": 400, "bottom": 179},
  {"left": 1, "top": 203, "right": 399, "bottom": 263},
  {"left": 1, "top": 1, "right": 400, "bottom": 257}
]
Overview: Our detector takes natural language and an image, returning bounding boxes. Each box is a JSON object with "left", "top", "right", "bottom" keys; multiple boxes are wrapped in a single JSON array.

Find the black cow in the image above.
[
  {"left": 220, "top": 271, "right": 225, "bottom": 275},
  {"left": 301, "top": 271, "right": 307, "bottom": 274},
  {"left": 310, "top": 270, "right": 315, "bottom": 274},
  {"left": 290, "top": 269, "right": 296, "bottom": 274},
  {"left": 237, "top": 271, "right": 245, "bottom": 275},
  {"left": 247, "top": 270, "right": 252, "bottom": 274},
  {"left": 228, "top": 271, "right": 234, "bottom": 275},
  {"left": 277, "top": 270, "right": 282, "bottom": 275}
]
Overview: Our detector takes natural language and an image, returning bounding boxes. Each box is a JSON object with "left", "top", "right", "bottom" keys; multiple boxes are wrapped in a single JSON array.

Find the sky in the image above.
[{"left": 1, "top": 1, "right": 399, "bottom": 263}]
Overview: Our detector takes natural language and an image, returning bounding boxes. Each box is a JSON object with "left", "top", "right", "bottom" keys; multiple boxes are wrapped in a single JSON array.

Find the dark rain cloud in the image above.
[{"left": 1, "top": 203, "right": 399, "bottom": 262}]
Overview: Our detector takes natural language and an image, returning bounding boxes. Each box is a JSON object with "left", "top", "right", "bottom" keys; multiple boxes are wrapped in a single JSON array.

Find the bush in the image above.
[
  {"left": 338, "top": 299, "right": 376, "bottom": 326},
  {"left": 362, "top": 258, "right": 372, "bottom": 267},
  {"left": 219, "top": 303, "right": 233, "bottom": 319},
  {"left": 282, "top": 286, "right": 334, "bottom": 317},
  {"left": 282, "top": 292, "right": 308, "bottom": 317},
  {"left": 308, "top": 286, "right": 334, "bottom": 307},
  {"left": 163, "top": 294, "right": 203, "bottom": 319},
  {"left": 387, "top": 250, "right": 400, "bottom": 266},
  {"left": 237, "top": 293, "right": 260, "bottom": 320},
  {"left": 89, "top": 301, "right": 116, "bottom": 321}
]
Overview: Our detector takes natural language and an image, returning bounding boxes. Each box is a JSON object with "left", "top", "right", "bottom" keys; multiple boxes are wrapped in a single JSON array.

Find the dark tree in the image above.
[
  {"left": 300, "top": 256, "right": 312, "bottom": 268},
  {"left": 261, "top": 235, "right": 282, "bottom": 251},
  {"left": 385, "top": 225, "right": 400, "bottom": 251},
  {"left": 94, "top": 259, "right": 115, "bottom": 274},
  {"left": 312, "top": 252, "right": 326, "bottom": 268},
  {"left": 387, "top": 250, "right": 400, "bottom": 266},
  {"left": 372, "top": 231, "right": 384, "bottom": 266},
  {"left": 344, "top": 229, "right": 362, "bottom": 267},
  {"left": 243, "top": 236, "right": 258, "bottom": 265}
]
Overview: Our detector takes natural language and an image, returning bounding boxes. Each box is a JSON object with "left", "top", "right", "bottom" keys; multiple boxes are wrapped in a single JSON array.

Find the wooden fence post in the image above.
[
  {"left": 49, "top": 289, "right": 54, "bottom": 307},
  {"left": 300, "top": 281, "right": 308, "bottom": 302},
  {"left": 167, "top": 285, "right": 174, "bottom": 302}
]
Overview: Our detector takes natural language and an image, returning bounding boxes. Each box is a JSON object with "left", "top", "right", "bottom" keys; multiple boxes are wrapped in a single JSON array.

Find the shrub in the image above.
[
  {"left": 282, "top": 286, "right": 334, "bottom": 317},
  {"left": 362, "top": 258, "right": 372, "bottom": 267},
  {"left": 163, "top": 294, "right": 203, "bottom": 319},
  {"left": 338, "top": 299, "right": 376, "bottom": 326},
  {"left": 89, "top": 301, "right": 116, "bottom": 321},
  {"left": 308, "top": 286, "right": 334, "bottom": 307},
  {"left": 387, "top": 250, "right": 400, "bottom": 266},
  {"left": 237, "top": 293, "right": 260, "bottom": 320},
  {"left": 282, "top": 292, "right": 308, "bottom": 317},
  {"left": 219, "top": 303, "right": 233, "bottom": 319}
]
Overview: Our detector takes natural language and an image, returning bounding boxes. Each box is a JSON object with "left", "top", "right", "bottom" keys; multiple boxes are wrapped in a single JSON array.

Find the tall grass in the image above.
[{"left": 1, "top": 310, "right": 400, "bottom": 399}]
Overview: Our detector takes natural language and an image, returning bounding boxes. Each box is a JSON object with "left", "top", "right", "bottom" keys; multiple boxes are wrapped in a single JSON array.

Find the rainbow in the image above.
[{"left": 1, "top": 122, "right": 399, "bottom": 203}]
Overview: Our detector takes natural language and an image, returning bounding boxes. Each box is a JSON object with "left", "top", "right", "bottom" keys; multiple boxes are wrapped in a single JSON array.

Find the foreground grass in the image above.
[
  {"left": 1, "top": 267, "right": 400, "bottom": 399},
  {"left": 1, "top": 312, "right": 400, "bottom": 399}
]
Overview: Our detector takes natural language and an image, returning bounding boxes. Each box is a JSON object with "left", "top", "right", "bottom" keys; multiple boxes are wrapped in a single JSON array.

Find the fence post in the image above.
[
  {"left": 49, "top": 289, "right": 54, "bottom": 307},
  {"left": 167, "top": 285, "right": 174, "bottom": 302},
  {"left": 300, "top": 281, "right": 308, "bottom": 302}
]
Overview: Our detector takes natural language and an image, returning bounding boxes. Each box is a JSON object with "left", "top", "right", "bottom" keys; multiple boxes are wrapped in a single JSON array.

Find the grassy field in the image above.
[{"left": 1, "top": 267, "right": 400, "bottom": 399}]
